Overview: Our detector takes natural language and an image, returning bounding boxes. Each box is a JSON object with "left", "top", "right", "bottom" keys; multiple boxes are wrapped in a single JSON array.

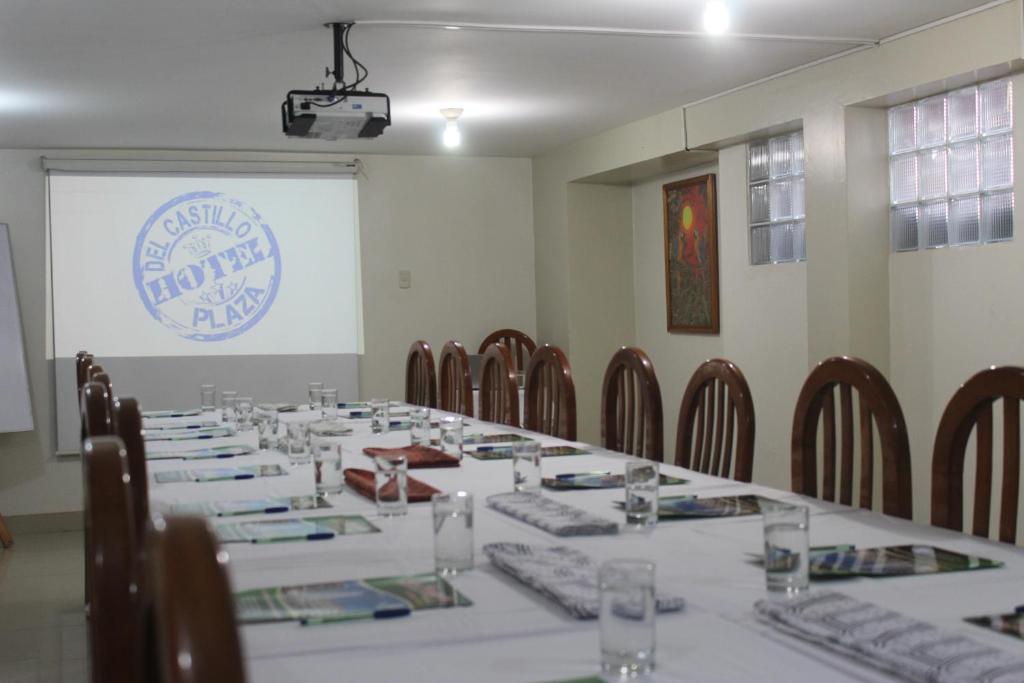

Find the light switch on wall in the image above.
[{"left": 398, "top": 269, "right": 412, "bottom": 289}]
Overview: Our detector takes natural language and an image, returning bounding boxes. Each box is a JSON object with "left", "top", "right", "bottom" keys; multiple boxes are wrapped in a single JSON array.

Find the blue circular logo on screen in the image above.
[{"left": 132, "top": 191, "right": 281, "bottom": 342}]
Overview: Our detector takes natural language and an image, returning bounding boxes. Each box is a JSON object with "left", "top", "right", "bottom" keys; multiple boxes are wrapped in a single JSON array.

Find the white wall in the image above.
[{"left": 0, "top": 151, "right": 536, "bottom": 517}]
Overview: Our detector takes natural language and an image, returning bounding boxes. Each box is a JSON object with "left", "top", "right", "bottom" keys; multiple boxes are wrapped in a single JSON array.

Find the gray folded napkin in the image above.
[
  {"left": 756, "top": 591, "right": 1024, "bottom": 683},
  {"left": 484, "top": 543, "right": 685, "bottom": 620},
  {"left": 486, "top": 491, "right": 618, "bottom": 536}
]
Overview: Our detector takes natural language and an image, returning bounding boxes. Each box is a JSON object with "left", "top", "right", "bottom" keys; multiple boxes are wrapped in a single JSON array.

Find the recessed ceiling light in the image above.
[
  {"left": 703, "top": 1, "right": 730, "bottom": 35},
  {"left": 444, "top": 25, "right": 461, "bottom": 30},
  {"left": 440, "top": 107, "right": 464, "bottom": 148}
]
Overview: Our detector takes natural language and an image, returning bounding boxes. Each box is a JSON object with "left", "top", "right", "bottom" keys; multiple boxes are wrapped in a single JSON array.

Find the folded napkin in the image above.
[
  {"left": 484, "top": 543, "right": 685, "bottom": 620},
  {"left": 486, "top": 492, "right": 618, "bottom": 536},
  {"left": 363, "top": 445, "right": 460, "bottom": 468},
  {"left": 343, "top": 468, "right": 440, "bottom": 503},
  {"left": 756, "top": 591, "right": 1024, "bottom": 683}
]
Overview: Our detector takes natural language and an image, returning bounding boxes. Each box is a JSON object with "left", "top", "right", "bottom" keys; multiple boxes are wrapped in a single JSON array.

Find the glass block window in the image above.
[
  {"left": 749, "top": 132, "right": 806, "bottom": 265},
  {"left": 888, "top": 78, "right": 1014, "bottom": 252}
]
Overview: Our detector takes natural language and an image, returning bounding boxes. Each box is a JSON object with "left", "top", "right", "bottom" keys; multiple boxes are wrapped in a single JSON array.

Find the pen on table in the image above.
[
  {"left": 263, "top": 505, "right": 290, "bottom": 514},
  {"left": 301, "top": 605, "right": 411, "bottom": 626},
  {"left": 232, "top": 473, "right": 255, "bottom": 480},
  {"left": 215, "top": 453, "right": 237, "bottom": 459},
  {"left": 476, "top": 445, "right": 514, "bottom": 453},
  {"left": 252, "top": 531, "right": 335, "bottom": 544}
]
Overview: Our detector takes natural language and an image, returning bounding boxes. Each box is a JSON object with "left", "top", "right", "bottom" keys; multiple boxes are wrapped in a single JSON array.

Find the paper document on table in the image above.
[
  {"left": 809, "top": 545, "right": 1003, "bottom": 577},
  {"left": 145, "top": 444, "right": 255, "bottom": 460},
  {"left": 756, "top": 591, "right": 1024, "bottom": 683},
  {"left": 542, "top": 472, "right": 688, "bottom": 490},
  {"left": 966, "top": 609, "right": 1024, "bottom": 641},
  {"left": 484, "top": 543, "right": 684, "bottom": 620},
  {"left": 215, "top": 514, "right": 379, "bottom": 543},
  {"left": 471, "top": 446, "right": 589, "bottom": 461},
  {"left": 144, "top": 425, "right": 236, "bottom": 441},
  {"left": 154, "top": 464, "right": 287, "bottom": 483},
  {"left": 174, "top": 495, "right": 329, "bottom": 517},
  {"left": 141, "top": 408, "right": 202, "bottom": 418}
]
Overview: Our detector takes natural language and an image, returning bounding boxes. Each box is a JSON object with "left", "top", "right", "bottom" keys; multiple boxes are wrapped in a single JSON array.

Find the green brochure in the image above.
[
  {"left": 543, "top": 472, "right": 688, "bottom": 490},
  {"left": 235, "top": 572, "right": 472, "bottom": 624},
  {"left": 215, "top": 514, "right": 379, "bottom": 544},
  {"left": 471, "top": 446, "right": 590, "bottom": 461},
  {"left": 432, "top": 433, "right": 529, "bottom": 447},
  {"left": 966, "top": 610, "right": 1024, "bottom": 640},
  {"left": 146, "top": 445, "right": 255, "bottom": 461},
  {"left": 173, "top": 495, "right": 330, "bottom": 517},
  {"left": 810, "top": 545, "right": 1004, "bottom": 578},
  {"left": 144, "top": 426, "right": 236, "bottom": 441},
  {"left": 614, "top": 494, "right": 778, "bottom": 519},
  {"left": 154, "top": 464, "right": 287, "bottom": 483}
]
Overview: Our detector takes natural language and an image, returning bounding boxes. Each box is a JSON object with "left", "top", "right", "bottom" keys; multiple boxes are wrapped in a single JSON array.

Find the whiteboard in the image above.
[{"left": 0, "top": 223, "right": 34, "bottom": 432}]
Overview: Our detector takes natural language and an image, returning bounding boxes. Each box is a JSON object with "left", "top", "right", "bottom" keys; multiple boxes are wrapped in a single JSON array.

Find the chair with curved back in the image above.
[
  {"left": 932, "top": 366, "right": 1024, "bottom": 544},
  {"left": 601, "top": 347, "right": 663, "bottom": 460},
  {"left": 478, "top": 329, "right": 536, "bottom": 374},
  {"left": 112, "top": 397, "right": 149, "bottom": 550},
  {"left": 479, "top": 342, "right": 519, "bottom": 427},
  {"left": 149, "top": 515, "right": 246, "bottom": 683},
  {"left": 791, "top": 356, "right": 912, "bottom": 519},
  {"left": 405, "top": 340, "right": 437, "bottom": 408},
  {"left": 81, "top": 380, "right": 113, "bottom": 439},
  {"left": 439, "top": 341, "right": 474, "bottom": 417},
  {"left": 76, "top": 351, "right": 94, "bottom": 393},
  {"left": 524, "top": 344, "right": 577, "bottom": 441},
  {"left": 82, "top": 436, "right": 144, "bottom": 683},
  {"left": 676, "top": 359, "right": 756, "bottom": 482}
]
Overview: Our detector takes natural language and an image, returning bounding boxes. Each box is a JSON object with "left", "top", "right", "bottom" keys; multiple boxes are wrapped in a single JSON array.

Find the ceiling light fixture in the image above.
[
  {"left": 703, "top": 1, "right": 730, "bottom": 35},
  {"left": 444, "top": 25, "right": 462, "bottom": 30},
  {"left": 441, "top": 107, "right": 463, "bottom": 148}
]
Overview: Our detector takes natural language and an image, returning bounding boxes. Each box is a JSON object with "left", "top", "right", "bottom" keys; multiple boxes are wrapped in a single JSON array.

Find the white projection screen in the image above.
[{"left": 49, "top": 171, "right": 362, "bottom": 452}]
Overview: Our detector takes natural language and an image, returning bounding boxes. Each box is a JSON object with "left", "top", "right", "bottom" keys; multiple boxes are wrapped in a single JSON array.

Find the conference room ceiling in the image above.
[{"left": 0, "top": 0, "right": 1001, "bottom": 156}]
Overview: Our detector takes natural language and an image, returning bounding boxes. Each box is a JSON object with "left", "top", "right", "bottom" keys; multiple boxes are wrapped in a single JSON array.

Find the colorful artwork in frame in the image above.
[{"left": 663, "top": 174, "right": 720, "bottom": 334}]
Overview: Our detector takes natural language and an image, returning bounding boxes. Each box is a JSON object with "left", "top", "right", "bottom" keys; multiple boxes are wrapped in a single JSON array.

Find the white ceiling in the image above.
[{"left": 0, "top": 0, "right": 1000, "bottom": 157}]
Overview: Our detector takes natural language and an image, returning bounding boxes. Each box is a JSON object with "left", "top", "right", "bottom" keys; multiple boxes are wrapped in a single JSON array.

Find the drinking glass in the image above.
[
  {"left": 409, "top": 406, "right": 431, "bottom": 446},
  {"left": 314, "top": 441, "right": 344, "bottom": 494},
  {"left": 512, "top": 439, "right": 542, "bottom": 492},
  {"left": 599, "top": 559, "right": 656, "bottom": 676},
  {"left": 235, "top": 397, "right": 254, "bottom": 432},
  {"left": 515, "top": 371, "right": 526, "bottom": 389},
  {"left": 375, "top": 455, "right": 408, "bottom": 516},
  {"left": 432, "top": 491, "right": 474, "bottom": 575},
  {"left": 286, "top": 421, "right": 312, "bottom": 465},
  {"left": 255, "top": 410, "right": 278, "bottom": 450},
  {"left": 321, "top": 389, "right": 338, "bottom": 420},
  {"left": 370, "top": 398, "right": 390, "bottom": 434},
  {"left": 439, "top": 416, "right": 464, "bottom": 460},
  {"left": 763, "top": 504, "right": 810, "bottom": 597},
  {"left": 308, "top": 382, "right": 324, "bottom": 411},
  {"left": 624, "top": 461, "right": 659, "bottom": 531},
  {"left": 200, "top": 384, "right": 216, "bottom": 412},
  {"left": 221, "top": 390, "right": 237, "bottom": 424}
]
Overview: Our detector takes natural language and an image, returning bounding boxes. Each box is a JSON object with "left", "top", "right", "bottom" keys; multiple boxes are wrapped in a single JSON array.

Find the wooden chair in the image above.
[
  {"left": 791, "top": 356, "right": 912, "bottom": 519},
  {"left": 479, "top": 329, "right": 536, "bottom": 374},
  {"left": 0, "top": 516, "right": 11, "bottom": 548},
  {"left": 524, "top": 344, "right": 577, "bottom": 441},
  {"left": 149, "top": 516, "right": 246, "bottom": 683},
  {"left": 932, "top": 366, "right": 1024, "bottom": 543},
  {"left": 601, "top": 347, "right": 663, "bottom": 459},
  {"left": 405, "top": 340, "right": 437, "bottom": 408},
  {"left": 479, "top": 342, "right": 519, "bottom": 426},
  {"left": 113, "top": 397, "right": 149, "bottom": 550},
  {"left": 82, "top": 436, "right": 144, "bottom": 683},
  {"left": 76, "top": 351, "right": 94, "bottom": 393},
  {"left": 439, "top": 341, "right": 474, "bottom": 417},
  {"left": 676, "top": 359, "right": 756, "bottom": 482},
  {"left": 81, "top": 380, "right": 113, "bottom": 438}
]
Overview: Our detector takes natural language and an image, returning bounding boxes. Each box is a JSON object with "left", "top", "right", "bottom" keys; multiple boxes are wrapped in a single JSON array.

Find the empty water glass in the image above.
[
  {"left": 600, "top": 559, "right": 656, "bottom": 676},
  {"left": 370, "top": 398, "right": 390, "bottom": 434},
  {"left": 515, "top": 371, "right": 526, "bottom": 389},
  {"left": 200, "top": 384, "right": 216, "bottom": 412},
  {"left": 286, "top": 421, "right": 312, "bottom": 465},
  {"left": 409, "top": 406, "right": 431, "bottom": 446},
  {"left": 321, "top": 389, "right": 338, "bottom": 420},
  {"left": 439, "top": 416, "right": 464, "bottom": 460},
  {"left": 624, "top": 460, "right": 659, "bottom": 531},
  {"left": 255, "top": 410, "right": 278, "bottom": 450},
  {"left": 235, "top": 397, "right": 254, "bottom": 431},
  {"left": 308, "top": 382, "right": 323, "bottom": 411},
  {"left": 763, "top": 504, "right": 810, "bottom": 598},
  {"left": 433, "top": 491, "right": 474, "bottom": 575},
  {"left": 221, "top": 391, "right": 237, "bottom": 424},
  {"left": 314, "top": 441, "right": 344, "bottom": 494},
  {"left": 512, "top": 439, "right": 542, "bottom": 492},
  {"left": 375, "top": 455, "right": 408, "bottom": 516}
]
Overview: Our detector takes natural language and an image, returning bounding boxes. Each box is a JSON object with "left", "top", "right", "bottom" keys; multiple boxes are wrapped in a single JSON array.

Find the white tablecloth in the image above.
[{"left": 145, "top": 405, "right": 1024, "bottom": 683}]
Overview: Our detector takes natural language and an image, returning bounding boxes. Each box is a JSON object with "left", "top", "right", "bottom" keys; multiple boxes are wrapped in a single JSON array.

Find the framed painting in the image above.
[{"left": 662, "top": 174, "right": 720, "bottom": 334}]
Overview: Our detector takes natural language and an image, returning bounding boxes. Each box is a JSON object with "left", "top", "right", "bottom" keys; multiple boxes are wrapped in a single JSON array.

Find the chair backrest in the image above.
[
  {"left": 675, "top": 359, "right": 756, "bottom": 482},
  {"left": 601, "top": 347, "right": 663, "bottom": 459},
  {"left": 478, "top": 328, "right": 537, "bottom": 374},
  {"left": 149, "top": 516, "right": 246, "bottom": 683},
  {"left": 112, "top": 397, "right": 149, "bottom": 550},
  {"left": 76, "top": 351, "right": 94, "bottom": 392},
  {"left": 479, "top": 342, "right": 519, "bottom": 427},
  {"left": 405, "top": 340, "right": 437, "bottom": 408},
  {"left": 438, "top": 340, "right": 474, "bottom": 417},
  {"left": 523, "top": 344, "right": 577, "bottom": 441},
  {"left": 791, "top": 356, "right": 912, "bottom": 519},
  {"left": 81, "top": 380, "right": 113, "bottom": 438},
  {"left": 932, "top": 366, "right": 1024, "bottom": 543},
  {"left": 82, "top": 436, "right": 143, "bottom": 683}
]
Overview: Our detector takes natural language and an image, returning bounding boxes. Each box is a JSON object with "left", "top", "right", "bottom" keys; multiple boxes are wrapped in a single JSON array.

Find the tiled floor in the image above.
[{"left": 0, "top": 531, "right": 88, "bottom": 682}]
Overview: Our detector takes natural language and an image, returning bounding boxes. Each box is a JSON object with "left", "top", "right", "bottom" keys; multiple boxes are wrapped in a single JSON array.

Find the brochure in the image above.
[
  {"left": 145, "top": 445, "right": 255, "bottom": 461},
  {"left": 215, "top": 514, "right": 379, "bottom": 543},
  {"left": 141, "top": 408, "right": 202, "bottom": 418},
  {"left": 471, "top": 446, "right": 590, "bottom": 461},
  {"left": 542, "top": 472, "right": 688, "bottom": 490},
  {"left": 810, "top": 545, "right": 1004, "bottom": 577},
  {"left": 432, "top": 433, "right": 529, "bottom": 447},
  {"left": 613, "top": 494, "right": 777, "bottom": 519},
  {"left": 173, "top": 495, "right": 330, "bottom": 517},
  {"left": 154, "top": 464, "right": 287, "bottom": 483},
  {"left": 144, "top": 425, "right": 236, "bottom": 441},
  {"left": 966, "top": 610, "right": 1024, "bottom": 641}
]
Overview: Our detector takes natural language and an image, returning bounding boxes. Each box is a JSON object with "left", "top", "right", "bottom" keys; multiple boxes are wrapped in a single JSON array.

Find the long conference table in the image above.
[{"left": 144, "top": 402, "right": 1024, "bottom": 682}]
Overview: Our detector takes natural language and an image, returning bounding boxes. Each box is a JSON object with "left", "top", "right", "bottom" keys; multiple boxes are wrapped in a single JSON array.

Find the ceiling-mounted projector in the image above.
[{"left": 281, "top": 22, "right": 391, "bottom": 140}]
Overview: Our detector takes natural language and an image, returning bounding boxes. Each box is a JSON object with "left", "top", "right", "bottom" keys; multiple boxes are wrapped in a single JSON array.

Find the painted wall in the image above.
[{"left": 0, "top": 151, "right": 535, "bottom": 517}]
